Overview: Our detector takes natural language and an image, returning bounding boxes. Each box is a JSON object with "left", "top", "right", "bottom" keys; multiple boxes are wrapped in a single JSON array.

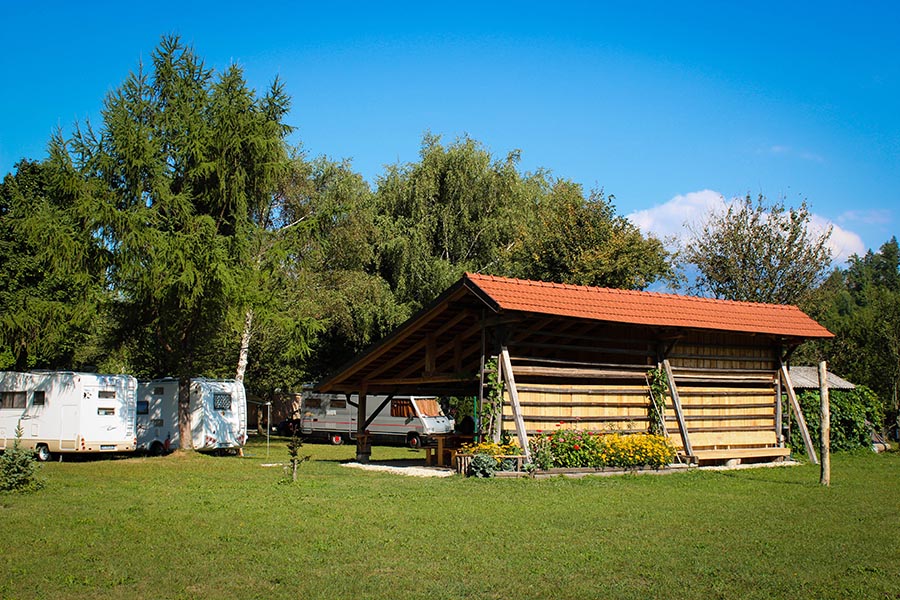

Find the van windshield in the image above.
[{"left": 415, "top": 398, "right": 443, "bottom": 417}]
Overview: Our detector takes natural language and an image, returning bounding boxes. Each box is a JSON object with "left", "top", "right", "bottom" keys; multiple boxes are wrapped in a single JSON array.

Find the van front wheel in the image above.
[
  {"left": 35, "top": 444, "right": 51, "bottom": 462},
  {"left": 407, "top": 433, "right": 422, "bottom": 450},
  {"left": 330, "top": 434, "right": 344, "bottom": 446}
]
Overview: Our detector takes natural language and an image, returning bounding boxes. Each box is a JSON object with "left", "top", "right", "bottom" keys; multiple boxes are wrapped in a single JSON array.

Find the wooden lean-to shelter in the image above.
[{"left": 316, "top": 273, "right": 833, "bottom": 465}]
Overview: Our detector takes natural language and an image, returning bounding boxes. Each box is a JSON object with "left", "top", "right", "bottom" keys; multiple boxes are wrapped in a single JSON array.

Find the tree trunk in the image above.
[
  {"left": 235, "top": 308, "right": 253, "bottom": 382},
  {"left": 178, "top": 375, "right": 193, "bottom": 450}
]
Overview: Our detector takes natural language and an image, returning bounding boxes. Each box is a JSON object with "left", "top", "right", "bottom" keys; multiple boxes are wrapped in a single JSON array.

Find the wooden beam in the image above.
[
  {"left": 355, "top": 386, "right": 370, "bottom": 463},
  {"left": 779, "top": 360, "right": 818, "bottom": 464},
  {"left": 819, "top": 361, "right": 830, "bottom": 486},
  {"left": 500, "top": 346, "right": 531, "bottom": 461},
  {"left": 477, "top": 316, "right": 486, "bottom": 443},
  {"left": 424, "top": 334, "right": 436, "bottom": 375},
  {"left": 662, "top": 359, "right": 694, "bottom": 459},
  {"left": 511, "top": 366, "right": 648, "bottom": 379},
  {"left": 775, "top": 369, "right": 783, "bottom": 445},
  {"left": 366, "top": 310, "right": 473, "bottom": 380},
  {"left": 363, "top": 393, "right": 394, "bottom": 430},
  {"left": 363, "top": 373, "right": 479, "bottom": 387}
]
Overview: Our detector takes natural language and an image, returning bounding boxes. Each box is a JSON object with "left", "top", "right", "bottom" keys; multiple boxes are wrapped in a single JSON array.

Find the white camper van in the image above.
[
  {"left": 298, "top": 392, "right": 454, "bottom": 448},
  {"left": 0, "top": 371, "right": 137, "bottom": 461},
  {"left": 136, "top": 378, "right": 247, "bottom": 454}
]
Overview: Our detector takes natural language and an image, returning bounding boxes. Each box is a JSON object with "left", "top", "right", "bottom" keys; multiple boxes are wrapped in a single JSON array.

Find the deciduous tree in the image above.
[{"left": 681, "top": 194, "right": 832, "bottom": 305}]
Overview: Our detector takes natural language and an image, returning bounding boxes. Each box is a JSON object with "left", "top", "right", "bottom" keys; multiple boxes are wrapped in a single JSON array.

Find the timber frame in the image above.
[{"left": 316, "top": 274, "right": 833, "bottom": 464}]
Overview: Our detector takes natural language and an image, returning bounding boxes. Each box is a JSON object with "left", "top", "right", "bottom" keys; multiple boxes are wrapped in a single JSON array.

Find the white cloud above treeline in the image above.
[{"left": 627, "top": 190, "right": 865, "bottom": 264}]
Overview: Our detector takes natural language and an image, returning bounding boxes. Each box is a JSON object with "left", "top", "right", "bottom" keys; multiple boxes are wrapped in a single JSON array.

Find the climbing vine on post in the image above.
[
  {"left": 481, "top": 357, "right": 505, "bottom": 440},
  {"left": 646, "top": 367, "right": 669, "bottom": 436}
]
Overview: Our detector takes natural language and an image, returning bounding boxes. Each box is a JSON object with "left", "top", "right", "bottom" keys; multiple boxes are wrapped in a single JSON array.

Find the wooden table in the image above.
[{"left": 425, "top": 434, "right": 473, "bottom": 466}]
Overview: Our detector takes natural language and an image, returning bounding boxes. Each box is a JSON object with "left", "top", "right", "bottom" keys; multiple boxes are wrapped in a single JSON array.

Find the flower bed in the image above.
[
  {"left": 454, "top": 432, "right": 677, "bottom": 476},
  {"left": 530, "top": 430, "right": 675, "bottom": 471}
]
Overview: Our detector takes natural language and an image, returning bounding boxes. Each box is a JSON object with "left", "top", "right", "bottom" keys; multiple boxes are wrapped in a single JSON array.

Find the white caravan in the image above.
[
  {"left": 0, "top": 371, "right": 137, "bottom": 461},
  {"left": 298, "top": 392, "right": 454, "bottom": 448},
  {"left": 136, "top": 378, "right": 247, "bottom": 454}
]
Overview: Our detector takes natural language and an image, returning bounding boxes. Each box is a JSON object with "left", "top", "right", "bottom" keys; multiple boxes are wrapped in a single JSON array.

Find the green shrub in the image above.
[
  {"left": 790, "top": 386, "right": 883, "bottom": 453},
  {"left": 0, "top": 425, "right": 43, "bottom": 493},
  {"left": 468, "top": 453, "right": 497, "bottom": 478}
]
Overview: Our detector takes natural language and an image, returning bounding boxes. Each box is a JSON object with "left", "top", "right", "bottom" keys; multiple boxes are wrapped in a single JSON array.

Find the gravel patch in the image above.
[{"left": 342, "top": 462, "right": 455, "bottom": 477}]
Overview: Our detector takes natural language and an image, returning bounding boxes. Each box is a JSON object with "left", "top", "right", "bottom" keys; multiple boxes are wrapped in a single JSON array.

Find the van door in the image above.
[{"left": 60, "top": 404, "right": 79, "bottom": 450}]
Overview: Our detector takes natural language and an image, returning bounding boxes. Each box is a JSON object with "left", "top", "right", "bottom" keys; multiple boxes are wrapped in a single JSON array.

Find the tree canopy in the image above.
[{"left": 680, "top": 194, "right": 832, "bottom": 305}]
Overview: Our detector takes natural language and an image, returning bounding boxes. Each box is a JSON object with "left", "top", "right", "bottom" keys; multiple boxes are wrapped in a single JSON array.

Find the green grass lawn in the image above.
[{"left": 2, "top": 438, "right": 898, "bottom": 600}]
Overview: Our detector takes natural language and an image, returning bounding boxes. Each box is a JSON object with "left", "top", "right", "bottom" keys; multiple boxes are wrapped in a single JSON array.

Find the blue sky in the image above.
[{"left": 2, "top": 1, "right": 898, "bottom": 262}]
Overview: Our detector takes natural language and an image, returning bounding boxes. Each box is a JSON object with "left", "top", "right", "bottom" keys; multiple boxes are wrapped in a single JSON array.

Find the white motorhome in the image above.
[
  {"left": 0, "top": 371, "right": 137, "bottom": 461},
  {"left": 297, "top": 392, "right": 454, "bottom": 448},
  {"left": 136, "top": 378, "right": 247, "bottom": 454}
]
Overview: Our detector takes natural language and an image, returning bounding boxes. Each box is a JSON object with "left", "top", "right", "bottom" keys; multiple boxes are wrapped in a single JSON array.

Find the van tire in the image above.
[
  {"left": 149, "top": 441, "right": 165, "bottom": 456},
  {"left": 407, "top": 433, "right": 422, "bottom": 450},
  {"left": 329, "top": 434, "right": 344, "bottom": 446},
  {"left": 35, "top": 444, "right": 51, "bottom": 462}
]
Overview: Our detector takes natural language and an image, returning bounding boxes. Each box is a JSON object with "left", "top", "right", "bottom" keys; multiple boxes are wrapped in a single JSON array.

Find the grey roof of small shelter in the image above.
[{"left": 789, "top": 366, "right": 856, "bottom": 390}]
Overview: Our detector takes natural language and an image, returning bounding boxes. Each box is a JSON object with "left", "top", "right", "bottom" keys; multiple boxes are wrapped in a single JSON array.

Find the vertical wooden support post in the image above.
[
  {"left": 478, "top": 319, "right": 486, "bottom": 443},
  {"left": 500, "top": 346, "right": 531, "bottom": 462},
  {"left": 779, "top": 361, "right": 818, "bottom": 464},
  {"left": 818, "top": 361, "right": 831, "bottom": 486},
  {"left": 775, "top": 372, "right": 784, "bottom": 446},
  {"left": 661, "top": 359, "right": 694, "bottom": 461},
  {"left": 493, "top": 353, "right": 504, "bottom": 445},
  {"left": 355, "top": 387, "right": 370, "bottom": 463}
]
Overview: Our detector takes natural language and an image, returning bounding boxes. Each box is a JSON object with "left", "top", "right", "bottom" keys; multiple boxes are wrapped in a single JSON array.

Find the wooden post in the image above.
[
  {"left": 478, "top": 319, "right": 486, "bottom": 443},
  {"left": 818, "top": 361, "right": 831, "bottom": 486},
  {"left": 356, "top": 387, "right": 370, "bottom": 463},
  {"left": 779, "top": 362, "right": 818, "bottom": 464},
  {"left": 499, "top": 346, "right": 531, "bottom": 462},
  {"left": 661, "top": 359, "right": 694, "bottom": 461},
  {"left": 775, "top": 372, "right": 783, "bottom": 445}
]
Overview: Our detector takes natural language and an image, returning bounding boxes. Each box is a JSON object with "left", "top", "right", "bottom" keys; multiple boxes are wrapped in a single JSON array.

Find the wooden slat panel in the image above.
[{"left": 673, "top": 430, "right": 778, "bottom": 448}]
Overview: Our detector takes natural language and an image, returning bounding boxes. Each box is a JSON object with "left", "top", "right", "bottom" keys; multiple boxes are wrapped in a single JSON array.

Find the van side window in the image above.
[
  {"left": 98, "top": 390, "right": 116, "bottom": 399},
  {"left": 0, "top": 391, "right": 26, "bottom": 409},
  {"left": 331, "top": 399, "right": 346, "bottom": 409},
  {"left": 305, "top": 398, "right": 321, "bottom": 409},
  {"left": 416, "top": 398, "right": 442, "bottom": 417},
  {"left": 33, "top": 391, "right": 46, "bottom": 406},
  {"left": 390, "top": 399, "right": 415, "bottom": 418},
  {"left": 213, "top": 393, "right": 232, "bottom": 411},
  {"left": 137, "top": 400, "right": 149, "bottom": 415},
  {"left": 98, "top": 407, "right": 115, "bottom": 416},
  {"left": 153, "top": 387, "right": 164, "bottom": 395}
]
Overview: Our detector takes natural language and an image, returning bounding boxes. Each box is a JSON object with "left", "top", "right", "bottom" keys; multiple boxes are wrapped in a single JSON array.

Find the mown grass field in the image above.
[{"left": 1, "top": 437, "right": 898, "bottom": 600}]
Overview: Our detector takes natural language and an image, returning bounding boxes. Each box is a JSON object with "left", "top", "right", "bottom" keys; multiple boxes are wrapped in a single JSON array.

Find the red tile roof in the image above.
[{"left": 465, "top": 273, "right": 833, "bottom": 339}]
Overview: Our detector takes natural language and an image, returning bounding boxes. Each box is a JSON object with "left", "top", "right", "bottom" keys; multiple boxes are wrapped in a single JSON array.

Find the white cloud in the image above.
[
  {"left": 764, "top": 144, "right": 825, "bottom": 163},
  {"left": 811, "top": 216, "right": 866, "bottom": 263},
  {"left": 837, "top": 208, "right": 893, "bottom": 226},
  {"left": 628, "top": 190, "right": 865, "bottom": 265},
  {"left": 627, "top": 189, "right": 727, "bottom": 245}
]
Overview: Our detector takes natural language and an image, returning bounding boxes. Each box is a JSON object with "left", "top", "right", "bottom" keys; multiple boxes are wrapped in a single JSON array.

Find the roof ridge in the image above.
[{"left": 464, "top": 271, "right": 801, "bottom": 310}]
